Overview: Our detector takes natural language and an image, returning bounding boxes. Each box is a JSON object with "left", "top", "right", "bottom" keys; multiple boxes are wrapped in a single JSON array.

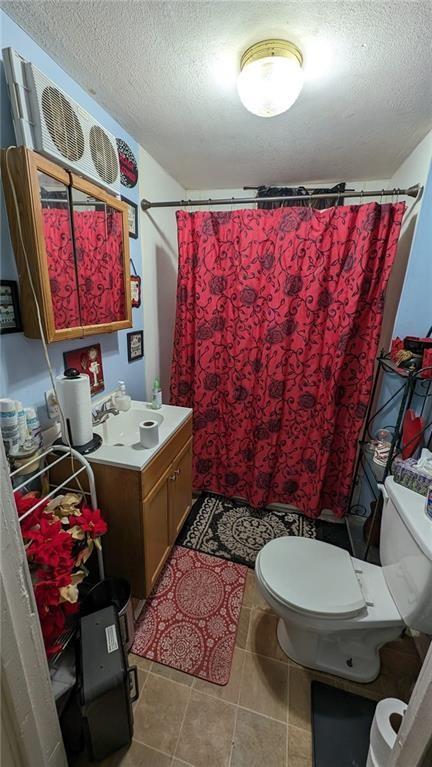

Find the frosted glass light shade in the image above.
[{"left": 237, "top": 41, "right": 304, "bottom": 117}]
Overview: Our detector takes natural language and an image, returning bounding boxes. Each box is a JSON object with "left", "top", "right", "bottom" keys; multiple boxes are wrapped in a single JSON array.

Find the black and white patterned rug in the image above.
[{"left": 177, "top": 493, "right": 351, "bottom": 569}]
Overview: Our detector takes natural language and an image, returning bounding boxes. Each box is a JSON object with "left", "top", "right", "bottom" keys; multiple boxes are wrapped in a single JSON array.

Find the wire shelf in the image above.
[{"left": 11, "top": 443, "right": 105, "bottom": 666}]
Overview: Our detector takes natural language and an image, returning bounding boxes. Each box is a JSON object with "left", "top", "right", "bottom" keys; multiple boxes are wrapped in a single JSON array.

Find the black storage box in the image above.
[{"left": 79, "top": 605, "right": 138, "bottom": 761}]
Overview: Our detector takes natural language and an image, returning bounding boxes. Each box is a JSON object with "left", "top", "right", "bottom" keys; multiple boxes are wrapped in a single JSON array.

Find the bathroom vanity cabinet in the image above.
[
  {"left": 1, "top": 147, "right": 132, "bottom": 342},
  {"left": 50, "top": 414, "right": 193, "bottom": 598}
]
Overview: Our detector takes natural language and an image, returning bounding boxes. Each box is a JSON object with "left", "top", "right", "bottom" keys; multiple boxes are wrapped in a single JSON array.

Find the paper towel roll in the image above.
[
  {"left": 366, "top": 697, "right": 406, "bottom": 767},
  {"left": 56, "top": 372, "right": 93, "bottom": 447},
  {"left": 139, "top": 420, "right": 159, "bottom": 448}
]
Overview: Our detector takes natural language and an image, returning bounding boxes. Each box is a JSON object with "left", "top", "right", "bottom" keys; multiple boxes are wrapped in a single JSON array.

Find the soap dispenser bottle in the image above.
[
  {"left": 152, "top": 377, "right": 162, "bottom": 410},
  {"left": 114, "top": 381, "right": 131, "bottom": 411}
]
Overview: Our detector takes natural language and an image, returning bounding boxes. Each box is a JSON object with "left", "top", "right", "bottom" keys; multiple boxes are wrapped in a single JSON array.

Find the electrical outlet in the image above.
[{"left": 45, "top": 389, "right": 60, "bottom": 420}]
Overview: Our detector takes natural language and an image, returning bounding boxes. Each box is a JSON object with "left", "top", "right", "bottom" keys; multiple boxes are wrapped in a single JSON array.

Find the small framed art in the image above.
[
  {"left": 127, "top": 330, "right": 144, "bottom": 362},
  {"left": 63, "top": 343, "right": 104, "bottom": 395},
  {"left": 130, "top": 274, "right": 141, "bottom": 308},
  {"left": 122, "top": 196, "right": 138, "bottom": 239},
  {"left": 0, "top": 280, "right": 22, "bottom": 334}
]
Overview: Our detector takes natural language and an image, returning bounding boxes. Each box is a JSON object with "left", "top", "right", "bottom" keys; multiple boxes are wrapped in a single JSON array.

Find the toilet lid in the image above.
[{"left": 257, "top": 537, "right": 366, "bottom": 619}]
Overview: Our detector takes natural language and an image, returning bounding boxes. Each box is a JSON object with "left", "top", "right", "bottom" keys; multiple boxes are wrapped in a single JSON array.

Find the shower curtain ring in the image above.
[{"left": 380, "top": 189, "right": 384, "bottom": 204}]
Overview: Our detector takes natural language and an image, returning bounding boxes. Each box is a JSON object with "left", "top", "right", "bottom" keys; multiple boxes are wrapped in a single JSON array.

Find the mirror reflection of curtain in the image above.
[
  {"left": 73, "top": 209, "right": 126, "bottom": 325},
  {"left": 42, "top": 208, "right": 80, "bottom": 330},
  {"left": 42, "top": 208, "right": 126, "bottom": 329},
  {"left": 256, "top": 182, "right": 346, "bottom": 210}
]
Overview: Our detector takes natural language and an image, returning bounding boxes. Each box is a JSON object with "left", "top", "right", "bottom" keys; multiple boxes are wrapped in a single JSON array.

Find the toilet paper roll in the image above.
[
  {"left": 139, "top": 420, "right": 159, "bottom": 448},
  {"left": 366, "top": 697, "right": 406, "bottom": 767},
  {"left": 56, "top": 373, "right": 93, "bottom": 447}
]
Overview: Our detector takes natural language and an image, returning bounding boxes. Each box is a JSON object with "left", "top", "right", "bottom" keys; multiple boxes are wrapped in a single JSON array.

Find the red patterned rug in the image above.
[{"left": 132, "top": 546, "right": 247, "bottom": 685}]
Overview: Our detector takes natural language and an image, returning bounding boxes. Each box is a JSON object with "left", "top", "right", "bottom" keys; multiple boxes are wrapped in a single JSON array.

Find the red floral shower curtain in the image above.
[{"left": 170, "top": 203, "right": 405, "bottom": 517}]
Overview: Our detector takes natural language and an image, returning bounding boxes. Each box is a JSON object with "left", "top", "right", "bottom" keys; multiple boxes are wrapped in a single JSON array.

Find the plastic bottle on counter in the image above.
[
  {"left": 151, "top": 377, "right": 162, "bottom": 410},
  {"left": 114, "top": 381, "right": 131, "bottom": 411}
]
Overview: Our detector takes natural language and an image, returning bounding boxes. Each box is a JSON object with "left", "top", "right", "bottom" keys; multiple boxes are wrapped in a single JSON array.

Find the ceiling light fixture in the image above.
[{"left": 237, "top": 39, "right": 304, "bottom": 118}]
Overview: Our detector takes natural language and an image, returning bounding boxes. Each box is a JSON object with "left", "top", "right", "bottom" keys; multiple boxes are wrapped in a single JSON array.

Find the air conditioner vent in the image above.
[
  {"left": 89, "top": 125, "right": 118, "bottom": 185},
  {"left": 2, "top": 48, "right": 122, "bottom": 195},
  {"left": 41, "top": 86, "right": 85, "bottom": 162}
]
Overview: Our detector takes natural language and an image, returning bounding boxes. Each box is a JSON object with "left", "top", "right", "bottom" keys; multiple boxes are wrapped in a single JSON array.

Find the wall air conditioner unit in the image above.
[{"left": 2, "top": 47, "right": 121, "bottom": 195}]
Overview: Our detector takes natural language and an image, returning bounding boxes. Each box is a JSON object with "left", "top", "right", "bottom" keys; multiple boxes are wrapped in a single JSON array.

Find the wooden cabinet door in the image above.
[
  {"left": 168, "top": 438, "right": 193, "bottom": 545},
  {"left": 1, "top": 147, "right": 132, "bottom": 342},
  {"left": 142, "top": 472, "right": 171, "bottom": 595}
]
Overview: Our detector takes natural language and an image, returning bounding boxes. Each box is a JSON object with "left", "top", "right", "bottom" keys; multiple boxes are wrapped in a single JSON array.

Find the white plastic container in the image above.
[
  {"left": 25, "top": 407, "right": 42, "bottom": 447},
  {"left": 367, "top": 697, "right": 406, "bottom": 767},
  {"left": 113, "top": 381, "right": 131, "bottom": 412}
]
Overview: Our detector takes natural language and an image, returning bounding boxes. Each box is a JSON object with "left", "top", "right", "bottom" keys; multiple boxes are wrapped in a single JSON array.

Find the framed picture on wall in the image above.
[
  {"left": 127, "top": 330, "right": 144, "bottom": 362},
  {"left": 130, "top": 274, "right": 141, "bottom": 308},
  {"left": 63, "top": 343, "right": 105, "bottom": 395},
  {"left": 0, "top": 280, "right": 22, "bottom": 334},
  {"left": 122, "top": 196, "right": 138, "bottom": 239}
]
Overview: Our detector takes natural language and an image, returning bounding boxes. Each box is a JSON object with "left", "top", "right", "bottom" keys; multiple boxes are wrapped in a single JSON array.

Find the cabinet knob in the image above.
[
  {"left": 170, "top": 473, "right": 177, "bottom": 481},
  {"left": 175, "top": 468, "right": 181, "bottom": 475}
]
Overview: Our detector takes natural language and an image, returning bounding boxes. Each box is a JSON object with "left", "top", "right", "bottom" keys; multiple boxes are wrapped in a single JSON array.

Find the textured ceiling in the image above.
[{"left": 2, "top": 1, "right": 432, "bottom": 188}]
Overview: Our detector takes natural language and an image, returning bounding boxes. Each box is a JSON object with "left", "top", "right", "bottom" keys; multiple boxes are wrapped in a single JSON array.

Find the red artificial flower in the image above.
[
  {"left": 14, "top": 491, "right": 48, "bottom": 536},
  {"left": 27, "top": 517, "right": 74, "bottom": 571},
  {"left": 34, "top": 572, "right": 72, "bottom": 605},
  {"left": 72, "top": 506, "right": 107, "bottom": 539}
]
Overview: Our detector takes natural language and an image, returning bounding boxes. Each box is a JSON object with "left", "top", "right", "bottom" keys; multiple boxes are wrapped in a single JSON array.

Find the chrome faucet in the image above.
[{"left": 92, "top": 399, "right": 120, "bottom": 425}]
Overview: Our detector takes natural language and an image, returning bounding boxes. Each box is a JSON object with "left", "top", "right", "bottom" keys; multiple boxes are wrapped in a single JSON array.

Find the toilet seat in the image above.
[{"left": 256, "top": 537, "right": 366, "bottom": 619}]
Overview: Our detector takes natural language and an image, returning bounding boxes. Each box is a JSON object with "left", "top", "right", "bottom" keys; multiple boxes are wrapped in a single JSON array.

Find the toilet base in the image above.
[{"left": 276, "top": 618, "right": 400, "bottom": 683}]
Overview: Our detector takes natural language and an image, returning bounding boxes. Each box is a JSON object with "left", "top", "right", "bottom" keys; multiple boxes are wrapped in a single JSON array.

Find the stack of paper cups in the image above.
[
  {"left": 25, "top": 407, "right": 42, "bottom": 447},
  {"left": 15, "top": 401, "right": 29, "bottom": 444},
  {"left": 0, "top": 398, "right": 20, "bottom": 452}
]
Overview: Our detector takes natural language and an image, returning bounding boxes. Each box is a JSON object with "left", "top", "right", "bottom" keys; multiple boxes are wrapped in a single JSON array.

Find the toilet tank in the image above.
[{"left": 380, "top": 477, "right": 432, "bottom": 633}]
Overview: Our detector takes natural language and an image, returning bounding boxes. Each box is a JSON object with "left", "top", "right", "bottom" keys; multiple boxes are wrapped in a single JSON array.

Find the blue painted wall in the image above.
[
  {"left": 0, "top": 10, "right": 145, "bottom": 425},
  {"left": 394, "top": 160, "right": 432, "bottom": 338}
]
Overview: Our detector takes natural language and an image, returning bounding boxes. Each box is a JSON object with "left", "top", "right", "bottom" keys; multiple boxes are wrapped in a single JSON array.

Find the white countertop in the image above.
[{"left": 88, "top": 401, "right": 192, "bottom": 471}]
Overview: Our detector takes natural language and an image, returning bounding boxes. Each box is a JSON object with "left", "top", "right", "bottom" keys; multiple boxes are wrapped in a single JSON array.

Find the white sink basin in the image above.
[
  {"left": 90, "top": 401, "right": 192, "bottom": 470},
  {"left": 99, "top": 408, "right": 164, "bottom": 447}
]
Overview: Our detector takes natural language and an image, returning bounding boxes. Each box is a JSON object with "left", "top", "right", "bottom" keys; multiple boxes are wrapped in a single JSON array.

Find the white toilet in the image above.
[{"left": 255, "top": 476, "right": 432, "bottom": 682}]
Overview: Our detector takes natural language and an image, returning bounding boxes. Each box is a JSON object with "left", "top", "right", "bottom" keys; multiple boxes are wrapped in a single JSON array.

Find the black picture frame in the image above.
[
  {"left": 121, "top": 196, "right": 138, "bottom": 239},
  {"left": 127, "top": 330, "right": 144, "bottom": 362},
  {"left": 0, "top": 280, "right": 22, "bottom": 334}
]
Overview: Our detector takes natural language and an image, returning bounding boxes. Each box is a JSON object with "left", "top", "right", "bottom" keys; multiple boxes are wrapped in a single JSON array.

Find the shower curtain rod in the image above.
[{"left": 141, "top": 184, "right": 421, "bottom": 211}]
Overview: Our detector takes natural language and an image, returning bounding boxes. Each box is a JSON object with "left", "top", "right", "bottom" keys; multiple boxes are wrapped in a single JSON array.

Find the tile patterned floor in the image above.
[{"left": 78, "top": 570, "right": 422, "bottom": 767}]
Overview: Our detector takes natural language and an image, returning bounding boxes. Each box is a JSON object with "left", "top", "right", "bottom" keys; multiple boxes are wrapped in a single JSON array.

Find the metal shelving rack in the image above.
[
  {"left": 10, "top": 444, "right": 104, "bottom": 666},
  {"left": 346, "top": 354, "right": 432, "bottom": 561}
]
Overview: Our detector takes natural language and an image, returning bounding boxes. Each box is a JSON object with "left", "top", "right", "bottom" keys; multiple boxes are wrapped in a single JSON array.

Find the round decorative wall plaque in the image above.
[{"left": 116, "top": 138, "right": 138, "bottom": 188}]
